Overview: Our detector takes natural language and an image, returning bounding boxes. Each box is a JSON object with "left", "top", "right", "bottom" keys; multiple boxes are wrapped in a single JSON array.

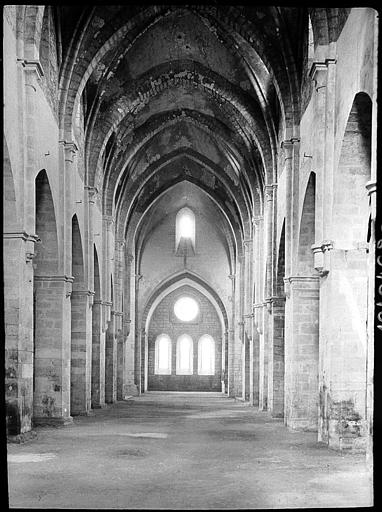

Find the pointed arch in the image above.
[
  {"left": 3, "top": 135, "right": 18, "bottom": 232},
  {"left": 298, "top": 172, "right": 316, "bottom": 275},
  {"left": 35, "top": 170, "right": 59, "bottom": 275},
  {"left": 334, "top": 92, "right": 372, "bottom": 247}
]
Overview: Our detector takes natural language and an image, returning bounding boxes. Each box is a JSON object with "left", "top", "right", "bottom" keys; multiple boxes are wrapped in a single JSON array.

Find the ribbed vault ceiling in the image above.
[{"left": 54, "top": 5, "right": 350, "bottom": 262}]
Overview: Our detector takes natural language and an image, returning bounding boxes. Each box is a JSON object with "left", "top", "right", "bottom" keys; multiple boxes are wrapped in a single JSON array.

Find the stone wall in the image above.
[{"left": 147, "top": 286, "right": 222, "bottom": 391}]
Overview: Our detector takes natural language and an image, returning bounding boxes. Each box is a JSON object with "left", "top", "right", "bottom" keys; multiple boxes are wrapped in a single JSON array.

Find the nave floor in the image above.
[{"left": 7, "top": 392, "right": 372, "bottom": 509}]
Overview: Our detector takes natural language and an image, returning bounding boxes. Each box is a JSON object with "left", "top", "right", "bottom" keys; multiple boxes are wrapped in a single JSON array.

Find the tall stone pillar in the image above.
[
  {"left": 281, "top": 137, "right": 300, "bottom": 426},
  {"left": 4, "top": 232, "right": 39, "bottom": 435},
  {"left": 252, "top": 215, "right": 263, "bottom": 408},
  {"left": 269, "top": 296, "right": 285, "bottom": 418},
  {"left": 70, "top": 288, "right": 93, "bottom": 415},
  {"left": 227, "top": 272, "right": 236, "bottom": 397},
  {"left": 134, "top": 273, "right": 143, "bottom": 395},
  {"left": 123, "top": 252, "right": 137, "bottom": 396},
  {"left": 34, "top": 275, "right": 73, "bottom": 425},
  {"left": 284, "top": 276, "right": 319, "bottom": 429},
  {"left": 263, "top": 183, "right": 274, "bottom": 411},
  {"left": 258, "top": 301, "right": 268, "bottom": 410},
  {"left": 91, "top": 297, "right": 105, "bottom": 408},
  {"left": 243, "top": 238, "right": 253, "bottom": 401},
  {"left": 117, "top": 337, "right": 125, "bottom": 399},
  {"left": 105, "top": 310, "right": 117, "bottom": 403}
]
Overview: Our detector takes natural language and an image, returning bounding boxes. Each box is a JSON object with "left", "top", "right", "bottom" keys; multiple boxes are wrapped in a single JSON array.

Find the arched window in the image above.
[
  {"left": 176, "top": 334, "right": 194, "bottom": 375},
  {"left": 155, "top": 334, "right": 172, "bottom": 375},
  {"left": 175, "top": 207, "right": 195, "bottom": 252},
  {"left": 198, "top": 335, "right": 215, "bottom": 375}
]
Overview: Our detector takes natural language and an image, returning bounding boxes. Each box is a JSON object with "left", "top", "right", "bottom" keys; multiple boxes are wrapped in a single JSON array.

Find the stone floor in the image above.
[{"left": 7, "top": 392, "right": 373, "bottom": 509}]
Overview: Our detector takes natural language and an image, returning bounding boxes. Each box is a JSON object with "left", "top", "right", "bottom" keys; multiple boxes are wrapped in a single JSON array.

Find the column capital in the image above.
[
  {"left": 309, "top": 58, "right": 337, "bottom": 81},
  {"left": 85, "top": 185, "right": 98, "bottom": 196},
  {"left": 283, "top": 275, "right": 320, "bottom": 292},
  {"left": 366, "top": 180, "right": 377, "bottom": 196},
  {"left": 115, "top": 238, "right": 126, "bottom": 247},
  {"left": 18, "top": 58, "right": 44, "bottom": 79},
  {"left": 311, "top": 240, "right": 334, "bottom": 277},
  {"left": 264, "top": 184, "right": 273, "bottom": 197},
  {"left": 281, "top": 137, "right": 300, "bottom": 150},
  {"left": 228, "top": 274, "right": 235, "bottom": 281},
  {"left": 103, "top": 215, "right": 115, "bottom": 226},
  {"left": 59, "top": 140, "right": 78, "bottom": 152},
  {"left": 243, "top": 238, "right": 252, "bottom": 247},
  {"left": 264, "top": 297, "right": 272, "bottom": 311},
  {"left": 34, "top": 274, "right": 74, "bottom": 283},
  {"left": 71, "top": 289, "right": 95, "bottom": 297},
  {"left": 252, "top": 215, "right": 263, "bottom": 226},
  {"left": 3, "top": 231, "right": 40, "bottom": 243}
]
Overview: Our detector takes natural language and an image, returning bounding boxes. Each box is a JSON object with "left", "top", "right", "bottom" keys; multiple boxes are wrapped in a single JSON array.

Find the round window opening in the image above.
[{"left": 174, "top": 296, "right": 199, "bottom": 322}]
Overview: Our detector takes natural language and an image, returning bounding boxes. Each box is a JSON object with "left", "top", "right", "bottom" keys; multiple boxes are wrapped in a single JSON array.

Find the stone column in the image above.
[
  {"left": 70, "top": 288, "right": 93, "bottom": 415},
  {"left": 114, "top": 238, "right": 126, "bottom": 400},
  {"left": 91, "top": 298, "right": 105, "bottom": 408},
  {"left": 227, "top": 272, "right": 237, "bottom": 397},
  {"left": 263, "top": 183, "right": 274, "bottom": 411},
  {"left": 4, "top": 231, "right": 39, "bottom": 435},
  {"left": 243, "top": 238, "right": 253, "bottom": 401},
  {"left": 123, "top": 252, "right": 137, "bottom": 396},
  {"left": 258, "top": 301, "right": 268, "bottom": 411},
  {"left": 222, "top": 330, "right": 229, "bottom": 393},
  {"left": 269, "top": 296, "right": 286, "bottom": 418},
  {"left": 284, "top": 276, "right": 319, "bottom": 429},
  {"left": 105, "top": 309, "right": 117, "bottom": 403},
  {"left": 34, "top": 275, "right": 73, "bottom": 425},
  {"left": 252, "top": 215, "right": 263, "bottom": 408},
  {"left": 116, "top": 322, "right": 125, "bottom": 400},
  {"left": 134, "top": 273, "right": 143, "bottom": 395},
  {"left": 227, "top": 328, "right": 235, "bottom": 397}
]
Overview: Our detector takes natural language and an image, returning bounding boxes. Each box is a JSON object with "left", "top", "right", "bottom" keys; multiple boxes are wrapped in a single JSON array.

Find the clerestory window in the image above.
[{"left": 175, "top": 207, "right": 195, "bottom": 253}]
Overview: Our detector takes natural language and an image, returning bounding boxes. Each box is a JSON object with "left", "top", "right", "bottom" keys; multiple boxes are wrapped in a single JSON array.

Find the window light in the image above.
[
  {"left": 176, "top": 334, "right": 194, "bottom": 375},
  {"left": 179, "top": 214, "right": 194, "bottom": 238},
  {"left": 174, "top": 296, "right": 199, "bottom": 322},
  {"left": 155, "top": 334, "right": 172, "bottom": 375},
  {"left": 198, "top": 335, "right": 215, "bottom": 375},
  {"left": 175, "top": 207, "right": 195, "bottom": 251}
]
